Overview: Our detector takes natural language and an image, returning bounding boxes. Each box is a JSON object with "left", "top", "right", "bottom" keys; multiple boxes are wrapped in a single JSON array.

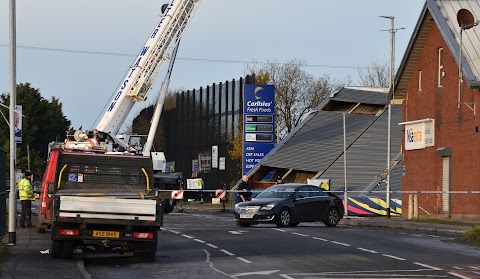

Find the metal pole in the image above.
[
  {"left": 27, "top": 144, "right": 30, "bottom": 171},
  {"left": 8, "top": 0, "right": 17, "bottom": 245},
  {"left": 458, "top": 28, "right": 463, "bottom": 109},
  {"left": 343, "top": 113, "right": 348, "bottom": 216},
  {"left": 380, "top": 16, "right": 395, "bottom": 218}
]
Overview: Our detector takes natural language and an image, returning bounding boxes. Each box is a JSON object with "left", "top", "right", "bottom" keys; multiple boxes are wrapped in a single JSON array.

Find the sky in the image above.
[{"left": 0, "top": 0, "right": 425, "bottom": 132}]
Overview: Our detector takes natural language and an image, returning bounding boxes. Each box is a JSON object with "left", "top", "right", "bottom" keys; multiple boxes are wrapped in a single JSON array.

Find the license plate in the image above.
[
  {"left": 92, "top": 230, "right": 120, "bottom": 238},
  {"left": 240, "top": 213, "right": 254, "bottom": 219}
]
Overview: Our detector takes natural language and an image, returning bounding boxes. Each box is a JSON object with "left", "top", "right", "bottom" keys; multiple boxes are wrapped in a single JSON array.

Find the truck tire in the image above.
[
  {"left": 51, "top": 240, "right": 63, "bottom": 259},
  {"left": 61, "top": 240, "right": 74, "bottom": 259},
  {"left": 163, "top": 199, "right": 176, "bottom": 213}
]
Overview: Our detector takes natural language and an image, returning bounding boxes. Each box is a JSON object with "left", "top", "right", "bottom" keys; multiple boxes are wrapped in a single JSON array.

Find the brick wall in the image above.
[{"left": 402, "top": 23, "right": 480, "bottom": 218}]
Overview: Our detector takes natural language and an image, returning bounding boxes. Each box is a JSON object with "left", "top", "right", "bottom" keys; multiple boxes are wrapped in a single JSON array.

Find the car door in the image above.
[
  {"left": 291, "top": 186, "right": 312, "bottom": 221},
  {"left": 307, "top": 186, "right": 331, "bottom": 221}
]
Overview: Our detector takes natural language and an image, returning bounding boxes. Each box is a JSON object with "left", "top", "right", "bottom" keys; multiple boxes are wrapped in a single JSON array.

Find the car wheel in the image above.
[
  {"left": 289, "top": 222, "right": 300, "bottom": 227},
  {"left": 324, "top": 207, "right": 340, "bottom": 227},
  {"left": 276, "top": 208, "right": 291, "bottom": 227},
  {"left": 236, "top": 222, "right": 252, "bottom": 227}
]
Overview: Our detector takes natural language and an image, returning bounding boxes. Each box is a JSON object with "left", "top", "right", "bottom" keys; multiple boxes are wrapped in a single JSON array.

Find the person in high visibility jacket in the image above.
[{"left": 17, "top": 171, "right": 35, "bottom": 228}]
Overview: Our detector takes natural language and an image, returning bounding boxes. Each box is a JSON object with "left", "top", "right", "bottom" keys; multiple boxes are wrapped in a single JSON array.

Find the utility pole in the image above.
[
  {"left": 380, "top": 16, "right": 403, "bottom": 218},
  {"left": 8, "top": 0, "right": 17, "bottom": 245}
]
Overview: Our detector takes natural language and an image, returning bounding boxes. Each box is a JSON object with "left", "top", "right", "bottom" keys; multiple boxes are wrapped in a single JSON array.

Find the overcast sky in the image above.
[{"left": 0, "top": 0, "right": 425, "bottom": 131}]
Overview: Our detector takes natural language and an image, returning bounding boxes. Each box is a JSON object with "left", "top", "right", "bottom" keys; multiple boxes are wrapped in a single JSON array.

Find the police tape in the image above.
[{"left": 155, "top": 189, "right": 480, "bottom": 194}]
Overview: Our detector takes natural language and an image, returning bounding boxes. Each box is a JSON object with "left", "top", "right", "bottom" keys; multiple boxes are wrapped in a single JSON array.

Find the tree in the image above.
[
  {"left": 246, "top": 58, "right": 337, "bottom": 140},
  {"left": 127, "top": 89, "right": 180, "bottom": 153},
  {"left": 0, "top": 83, "right": 71, "bottom": 179},
  {"left": 357, "top": 58, "right": 390, "bottom": 87}
]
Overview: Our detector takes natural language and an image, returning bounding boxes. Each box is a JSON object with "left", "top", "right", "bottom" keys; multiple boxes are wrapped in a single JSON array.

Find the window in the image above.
[
  {"left": 418, "top": 70, "right": 422, "bottom": 91},
  {"left": 438, "top": 48, "right": 443, "bottom": 87}
]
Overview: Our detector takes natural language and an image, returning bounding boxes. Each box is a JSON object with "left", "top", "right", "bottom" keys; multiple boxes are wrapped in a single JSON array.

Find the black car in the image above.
[{"left": 234, "top": 183, "right": 344, "bottom": 227}]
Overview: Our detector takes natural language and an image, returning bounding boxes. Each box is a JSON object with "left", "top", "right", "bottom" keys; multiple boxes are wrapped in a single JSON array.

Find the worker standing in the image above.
[{"left": 17, "top": 171, "right": 35, "bottom": 228}]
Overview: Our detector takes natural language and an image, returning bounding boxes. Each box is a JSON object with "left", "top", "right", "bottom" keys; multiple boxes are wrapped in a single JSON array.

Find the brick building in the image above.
[{"left": 395, "top": 0, "right": 480, "bottom": 219}]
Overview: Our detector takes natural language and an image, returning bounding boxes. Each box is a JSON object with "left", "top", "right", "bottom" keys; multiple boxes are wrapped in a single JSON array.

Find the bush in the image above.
[{"left": 462, "top": 225, "right": 480, "bottom": 246}]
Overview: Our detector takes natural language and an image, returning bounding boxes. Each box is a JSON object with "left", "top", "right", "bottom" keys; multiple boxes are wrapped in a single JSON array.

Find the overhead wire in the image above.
[{"left": 0, "top": 44, "right": 368, "bottom": 70}]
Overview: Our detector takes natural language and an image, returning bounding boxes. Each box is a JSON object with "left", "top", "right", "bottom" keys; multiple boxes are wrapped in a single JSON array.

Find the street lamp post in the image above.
[
  {"left": 380, "top": 16, "right": 403, "bottom": 218},
  {"left": 343, "top": 112, "right": 348, "bottom": 216},
  {"left": 8, "top": 0, "right": 17, "bottom": 245}
]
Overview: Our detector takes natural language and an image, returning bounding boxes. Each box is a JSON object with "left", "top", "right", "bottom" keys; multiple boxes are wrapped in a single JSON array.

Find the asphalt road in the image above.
[{"left": 83, "top": 212, "right": 480, "bottom": 279}]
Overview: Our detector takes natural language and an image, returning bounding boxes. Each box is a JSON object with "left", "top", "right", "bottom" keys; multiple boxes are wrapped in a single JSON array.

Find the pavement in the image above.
[{"left": 1, "top": 204, "right": 477, "bottom": 279}]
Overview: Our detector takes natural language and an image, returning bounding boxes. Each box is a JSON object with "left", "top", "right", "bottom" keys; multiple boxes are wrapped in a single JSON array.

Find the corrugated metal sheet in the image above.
[
  {"left": 319, "top": 106, "right": 403, "bottom": 198},
  {"left": 261, "top": 110, "right": 377, "bottom": 173},
  {"left": 330, "top": 87, "right": 389, "bottom": 105}
]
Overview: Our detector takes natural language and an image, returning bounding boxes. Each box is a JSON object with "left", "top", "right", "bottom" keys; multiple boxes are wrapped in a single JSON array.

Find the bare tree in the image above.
[
  {"left": 358, "top": 58, "right": 390, "bottom": 87},
  {"left": 246, "top": 58, "right": 336, "bottom": 140}
]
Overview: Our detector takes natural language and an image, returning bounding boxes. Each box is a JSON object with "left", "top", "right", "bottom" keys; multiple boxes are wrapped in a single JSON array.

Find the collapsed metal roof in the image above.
[{"left": 251, "top": 87, "right": 402, "bottom": 198}]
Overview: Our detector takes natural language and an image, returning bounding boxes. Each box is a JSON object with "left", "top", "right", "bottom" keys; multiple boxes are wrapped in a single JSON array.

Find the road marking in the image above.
[
  {"left": 182, "top": 234, "right": 194, "bottom": 239},
  {"left": 220, "top": 249, "right": 235, "bottom": 256},
  {"left": 194, "top": 239, "right": 205, "bottom": 243},
  {"left": 448, "top": 272, "right": 472, "bottom": 279},
  {"left": 330, "top": 241, "right": 350, "bottom": 246},
  {"left": 357, "top": 247, "right": 378, "bottom": 254},
  {"left": 382, "top": 254, "right": 406, "bottom": 261},
  {"left": 233, "top": 270, "right": 280, "bottom": 277},
  {"left": 167, "top": 229, "right": 180, "bottom": 234},
  {"left": 473, "top": 271, "right": 480, "bottom": 275},
  {"left": 229, "top": 230, "right": 243, "bottom": 235},
  {"left": 312, "top": 237, "right": 328, "bottom": 241},
  {"left": 413, "top": 262, "right": 441, "bottom": 270},
  {"left": 453, "top": 266, "right": 463, "bottom": 270},
  {"left": 206, "top": 243, "right": 218, "bottom": 248},
  {"left": 237, "top": 257, "right": 252, "bottom": 264},
  {"left": 292, "top": 232, "right": 309, "bottom": 237},
  {"left": 271, "top": 228, "right": 286, "bottom": 232}
]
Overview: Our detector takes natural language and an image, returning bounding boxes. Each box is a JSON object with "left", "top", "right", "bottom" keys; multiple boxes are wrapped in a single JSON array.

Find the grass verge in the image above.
[{"left": 462, "top": 225, "right": 480, "bottom": 247}]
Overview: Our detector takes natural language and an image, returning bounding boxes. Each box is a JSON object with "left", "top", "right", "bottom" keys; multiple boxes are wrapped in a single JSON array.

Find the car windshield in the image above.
[{"left": 255, "top": 186, "right": 297, "bottom": 199}]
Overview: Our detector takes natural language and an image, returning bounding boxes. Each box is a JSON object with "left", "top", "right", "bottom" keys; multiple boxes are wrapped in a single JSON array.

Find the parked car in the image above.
[{"left": 234, "top": 183, "right": 344, "bottom": 227}]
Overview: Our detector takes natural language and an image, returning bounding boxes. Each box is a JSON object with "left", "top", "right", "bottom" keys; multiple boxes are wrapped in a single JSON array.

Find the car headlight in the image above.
[{"left": 260, "top": 204, "right": 275, "bottom": 211}]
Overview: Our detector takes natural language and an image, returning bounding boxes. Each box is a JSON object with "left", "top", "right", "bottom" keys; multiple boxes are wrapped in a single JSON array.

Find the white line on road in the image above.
[
  {"left": 233, "top": 270, "right": 280, "bottom": 277},
  {"left": 206, "top": 243, "right": 218, "bottom": 248},
  {"left": 312, "top": 237, "right": 328, "bottom": 241},
  {"left": 165, "top": 229, "right": 180, "bottom": 234},
  {"left": 271, "top": 228, "right": 286, "bottom": 232},
  {"left": 220, "top": 249, "right": 235, "bottom": 256},
  {"left": 181, "top": 234, "right": 194, "bottom": 239},
  {"left": 413, "top": 262, "right": 441, "bottom": 270},
  {"left": 382, "top": 254, "right": 406, "bottom": 261},
  {"left": 449, "top": 272, "right": 473, "bottom": 279},
  {"left": 237, "top": 257, "right": 252, "bottom": 264},
  {"left": 357, "top": 247, "right": 378, "bottom": 253},
  {"left": 194, "top": 239, "right": 205, "bottom": 243},
  {"left": 292, "top": 232, "right": 309, "bottom": 237},
  {"left": 330, "top": 241, "right": 350, "bottom": 246}
]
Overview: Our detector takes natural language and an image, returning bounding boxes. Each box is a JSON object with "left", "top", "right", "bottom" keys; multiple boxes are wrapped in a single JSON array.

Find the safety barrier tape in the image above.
[{"left": 154, "top": 189, "right": 480, "bottom": 194}]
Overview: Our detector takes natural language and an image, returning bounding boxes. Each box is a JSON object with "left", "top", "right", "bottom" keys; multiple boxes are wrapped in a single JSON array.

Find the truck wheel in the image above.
[
  {"left": 51, "top": 240, "right": 63, "bottom": 259},
  {"left": 61, "top": 240, "right": 74, "bottom": 259},
  {"left": 163, "top": 199, "right": 176, "bottom": 213}
]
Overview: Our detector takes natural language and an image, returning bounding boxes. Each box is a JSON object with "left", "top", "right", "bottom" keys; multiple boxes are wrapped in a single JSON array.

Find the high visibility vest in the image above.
[{"left": 17, "top": 178, "right": 35, "bottom": 201}]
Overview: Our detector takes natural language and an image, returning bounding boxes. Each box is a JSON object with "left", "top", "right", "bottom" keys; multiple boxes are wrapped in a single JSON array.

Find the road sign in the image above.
[
  {"left": 215, "top": 189, "right": 226, "bottom": 200},
  {"left": 171, "top": 190, "right": 184, "bottom": 200}
]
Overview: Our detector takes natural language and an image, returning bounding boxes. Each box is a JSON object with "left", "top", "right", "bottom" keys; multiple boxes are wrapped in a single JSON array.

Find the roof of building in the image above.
[{"left": 395, "top": 0, "right": 480, "bottom": 100}]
